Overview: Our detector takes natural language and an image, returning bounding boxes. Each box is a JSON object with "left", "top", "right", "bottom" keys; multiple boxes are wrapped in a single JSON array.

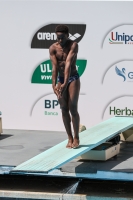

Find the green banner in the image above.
[{"left": 31, "top": 59, "right": 87, "bottom": 84}]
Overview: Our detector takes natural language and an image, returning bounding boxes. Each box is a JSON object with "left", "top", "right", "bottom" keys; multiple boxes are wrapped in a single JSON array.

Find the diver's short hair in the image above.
[{"left": 55, "top": 25, "right": 69, "bottom": 34}]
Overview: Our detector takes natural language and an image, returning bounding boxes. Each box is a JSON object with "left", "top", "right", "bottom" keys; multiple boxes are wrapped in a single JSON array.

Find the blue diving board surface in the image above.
[{"left": 11, "top": 117, "right": 133, "bottom": 174}]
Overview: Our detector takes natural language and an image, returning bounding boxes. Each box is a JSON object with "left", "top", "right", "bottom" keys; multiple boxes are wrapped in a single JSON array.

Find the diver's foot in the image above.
[
  {"left": 66, "top": 138, "right": 73, "bottom": 148},
  {"left": 72, "top": 137, "right": 80, "bottom": 149}
]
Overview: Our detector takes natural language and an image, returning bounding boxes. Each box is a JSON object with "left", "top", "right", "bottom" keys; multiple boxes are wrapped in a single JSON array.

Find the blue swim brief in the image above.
[{"left": 58, "top": 73, "right": 79, "bottom": 84}]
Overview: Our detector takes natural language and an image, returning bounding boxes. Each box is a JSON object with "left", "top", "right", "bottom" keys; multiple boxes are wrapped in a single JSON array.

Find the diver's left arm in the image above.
[{"left": 60, "top": 42, "right": 78, "bottom": 95}]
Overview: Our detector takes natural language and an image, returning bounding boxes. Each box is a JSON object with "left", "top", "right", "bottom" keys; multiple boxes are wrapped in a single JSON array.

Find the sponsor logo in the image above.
[
  {"left": 44, "top": 99, "right": 59, "bottom": 116},
  {"left": 37, "top": 33, "right": 81, "bottom": 41},
  {"left": 102, "top": 61, "right": 133, "bottom": 84},
  {"left": 102, "top": 96, "right": 133, "bottom": 119},
  {"left": 44, "top": 99, "right": 58, "bottom": 109},
  {"left": 109, "top": 107, "right": 133, "bottom": 116},
  {"left": 44, "top": 111, "right": 58, "bottom": 116},
  {"left": 68, "top": 33, "right": 81, "bottom": 41},
  {"left": 102, "top": 25, "right": 133, "bottom": 47},
  {"left": 115, "top": 66, "right": 126, "bottom": 81},
  {"left": 31, "top": 59, "right": 87, "bottom": 84},
  {"left": 30, "top": 93, "right": 60, "bottom": 117},
  {"left": 115, "top": 66, "right": 133, "bottom": 82},
  {"left": 31, "top": 24, "right": 86, "bottom": 49},
  {"left": 109, "top": 32, "right": 133, "bottom": 44}
]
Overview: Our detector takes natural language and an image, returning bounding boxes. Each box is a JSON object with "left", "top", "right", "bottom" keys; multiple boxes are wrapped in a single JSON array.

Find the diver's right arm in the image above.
[{"left": 49, "top": 46, "right": 59, "bottom": 96}]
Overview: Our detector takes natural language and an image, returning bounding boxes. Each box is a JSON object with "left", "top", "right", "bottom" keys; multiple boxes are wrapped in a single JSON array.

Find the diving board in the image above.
[{"left": 11, "top": 117, "right": 133, "bottom": 174}]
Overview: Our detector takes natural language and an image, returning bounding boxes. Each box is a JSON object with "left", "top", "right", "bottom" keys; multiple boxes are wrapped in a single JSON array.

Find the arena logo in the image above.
[
  {"left": 102, "top": 24, "right": 133, "bottom": 47},
  {"left": 37, "top": 32, "right": 81, "bottom": 41},
  {"left": 31, "top": 24, "right": 86, "bottom": 49},
  {"left": 115, "top": 66, "right": 133, "bottom": 82},
  {"left": 31, "top": 59, "right": 87, "bottom": 84}
]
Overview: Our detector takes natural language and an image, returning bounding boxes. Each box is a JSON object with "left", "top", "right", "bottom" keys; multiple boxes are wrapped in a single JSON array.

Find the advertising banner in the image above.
[{"left": 0, "top": 1, "right": 133, "bottom": 131}]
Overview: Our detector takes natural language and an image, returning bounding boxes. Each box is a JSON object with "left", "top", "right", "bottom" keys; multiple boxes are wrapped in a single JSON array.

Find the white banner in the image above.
[{"left": 0, "top": 1, "right": 133, "bottom": 131}]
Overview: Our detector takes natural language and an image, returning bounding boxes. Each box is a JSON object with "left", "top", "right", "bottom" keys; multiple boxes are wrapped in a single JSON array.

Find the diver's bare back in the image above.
[{"left": 51, "top": 40, "right": 77, "bottom": 77}]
